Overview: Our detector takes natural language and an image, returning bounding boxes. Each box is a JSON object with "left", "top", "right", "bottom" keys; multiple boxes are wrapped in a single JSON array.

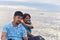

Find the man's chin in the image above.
[
  {"left": 17, "top": 21, "right": 21, "bottom": 24},
  {"left": 16, "top": 23, "right": 20, "bottom": 25}
]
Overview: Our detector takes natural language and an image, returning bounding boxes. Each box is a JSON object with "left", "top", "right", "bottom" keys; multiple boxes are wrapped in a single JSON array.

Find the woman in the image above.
[
  {"left": 21, "top": 13, "right": 34, "bottom": 38},
  {"left": 21, "top": 13, "right": 45, "bottom": 40}
]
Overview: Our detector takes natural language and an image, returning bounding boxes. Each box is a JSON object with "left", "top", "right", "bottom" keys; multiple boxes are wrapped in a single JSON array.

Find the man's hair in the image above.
[
  {"left": 14, "top": 11, "right": 23, "bottom": 16},
  {"left": 23, "top": 13, "right": 31, "bottom": 19}
]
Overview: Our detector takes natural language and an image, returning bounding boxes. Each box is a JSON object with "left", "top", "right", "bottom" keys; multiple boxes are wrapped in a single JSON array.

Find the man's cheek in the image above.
[{"left": 17, "top": 20, "right": 20, "bottom": 23}]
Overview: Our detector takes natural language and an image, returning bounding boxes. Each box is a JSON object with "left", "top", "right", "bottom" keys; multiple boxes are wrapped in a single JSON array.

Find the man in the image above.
[{"left": 1, "top": 11, "right": 28, "bottom": 40}]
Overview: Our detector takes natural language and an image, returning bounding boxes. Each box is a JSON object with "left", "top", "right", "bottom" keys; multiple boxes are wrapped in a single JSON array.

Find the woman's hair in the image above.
[{"left": 23, "top": 13, "right": 31, "bottom": 19}]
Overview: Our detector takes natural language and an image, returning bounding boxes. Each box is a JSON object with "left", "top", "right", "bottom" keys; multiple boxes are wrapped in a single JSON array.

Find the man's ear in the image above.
[
  {"left": 14, "top": 16, "right": 16, "bottom": 18},
  {"left": 13, "top": 16, "right": 15, "bottom": 20}
]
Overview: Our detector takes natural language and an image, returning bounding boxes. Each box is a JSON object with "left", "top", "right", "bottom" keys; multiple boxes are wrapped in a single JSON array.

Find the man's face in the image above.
[{"left": 14, "top": 16, "right": 23, "bottom": 24}]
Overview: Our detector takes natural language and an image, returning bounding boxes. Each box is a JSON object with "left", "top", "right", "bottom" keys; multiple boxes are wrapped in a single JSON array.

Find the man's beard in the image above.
[
  {"left": 16, "top": 22, "right": 20, "bottom": 25},
  {"left": 16, "top": 21, "right": 21, "bottom": 25}
]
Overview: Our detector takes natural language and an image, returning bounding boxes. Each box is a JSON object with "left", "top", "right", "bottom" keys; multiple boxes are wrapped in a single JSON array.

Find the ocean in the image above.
[{"left": 0, "top": 11, "right": 60, "bottom": 40}]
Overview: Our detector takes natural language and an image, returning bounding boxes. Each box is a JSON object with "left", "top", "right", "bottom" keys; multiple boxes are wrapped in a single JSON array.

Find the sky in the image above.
[{"left": 0, "top": 0, "right": 60, "bottom": 12}]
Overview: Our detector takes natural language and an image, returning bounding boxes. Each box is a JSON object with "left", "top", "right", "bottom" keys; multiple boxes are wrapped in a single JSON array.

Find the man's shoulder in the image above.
[
  {"left": 19, "top": 24, "right": 24, "bottom": 27},
  {"left": 3, "top": 22, "right": 12, "bottom": 28},
  {"left": 19, "top": 24, "right": 26, "bottom": 30}
]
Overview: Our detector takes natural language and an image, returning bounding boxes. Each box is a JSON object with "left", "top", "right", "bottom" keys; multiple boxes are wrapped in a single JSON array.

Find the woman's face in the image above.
[{"left": 24, "top": 16, "right": 31, "bottom": 24}]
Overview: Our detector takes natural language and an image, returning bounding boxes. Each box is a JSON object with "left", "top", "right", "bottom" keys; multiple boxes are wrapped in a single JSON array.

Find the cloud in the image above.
[
  {"left": 24, "top": 0, "right": 60, "bottom": 5},
  {"left": 0, "top": 5, "right": 46, "bottom": 15},
  {"left": 0, "top": 0, "right": 60, "bottom": 5},
  {"left": 0, "top": 0, "right": 25, "bottom": 2},
  {"left": 0, "top": 1, "right": 60, "bottom": 12},
  {"left": 1, "top": 5, "right": 52, "bottom": 12},
  {"left": 0, "top": 5, "right": 38, "bottom": 11},
  {"left": 0, "top": 4, "right": 60, "bottom": 12}
]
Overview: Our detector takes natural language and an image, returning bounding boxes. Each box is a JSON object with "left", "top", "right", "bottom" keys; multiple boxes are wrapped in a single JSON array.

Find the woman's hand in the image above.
[{"left": 20, "top": 20, "right": 25, "bottom": 24}]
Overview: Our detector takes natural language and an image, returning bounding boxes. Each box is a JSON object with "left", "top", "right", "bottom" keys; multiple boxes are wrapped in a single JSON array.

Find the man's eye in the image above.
[{"left": 18, "top": 17, "right": 20, "bottom": 18}]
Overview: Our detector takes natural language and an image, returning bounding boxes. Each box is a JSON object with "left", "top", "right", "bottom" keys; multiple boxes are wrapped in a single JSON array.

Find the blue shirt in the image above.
[{"left": 2, "top": 22, "right": 27, "bottom": 40}]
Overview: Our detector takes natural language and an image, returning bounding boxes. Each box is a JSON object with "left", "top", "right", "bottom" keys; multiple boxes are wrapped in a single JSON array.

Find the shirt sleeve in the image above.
[
  {"left": 21, "top": 25, "right": 27, "bottom": 37},
  {"left": 2, "top": 25, "right": 8, "bottom": 33}
]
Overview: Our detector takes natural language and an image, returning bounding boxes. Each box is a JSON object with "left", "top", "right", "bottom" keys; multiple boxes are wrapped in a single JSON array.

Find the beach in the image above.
[{"left": 0, "top": 11, "right": 60, "bottom": 40}]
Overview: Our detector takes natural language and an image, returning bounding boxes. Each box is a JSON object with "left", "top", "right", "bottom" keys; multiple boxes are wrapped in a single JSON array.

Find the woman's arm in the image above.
[
  {"left": 27, "top": 30, "right": 34, "bottom": 37},
  {"left": 24, "top": 24, "right": 34, "bottom": 29},
  {"left": 21, "top": 20, "right": 34, "bottom": 29}
]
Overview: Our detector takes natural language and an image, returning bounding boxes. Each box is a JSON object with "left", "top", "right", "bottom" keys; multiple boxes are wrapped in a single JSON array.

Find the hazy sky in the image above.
[{"left": 0, "top": 0, "right": 60, "bottom": 12}]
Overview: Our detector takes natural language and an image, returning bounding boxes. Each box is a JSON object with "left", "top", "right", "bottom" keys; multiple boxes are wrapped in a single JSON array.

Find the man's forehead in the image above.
[{"left": 15, "top": 16, "right": 23, "bottom": 17}]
